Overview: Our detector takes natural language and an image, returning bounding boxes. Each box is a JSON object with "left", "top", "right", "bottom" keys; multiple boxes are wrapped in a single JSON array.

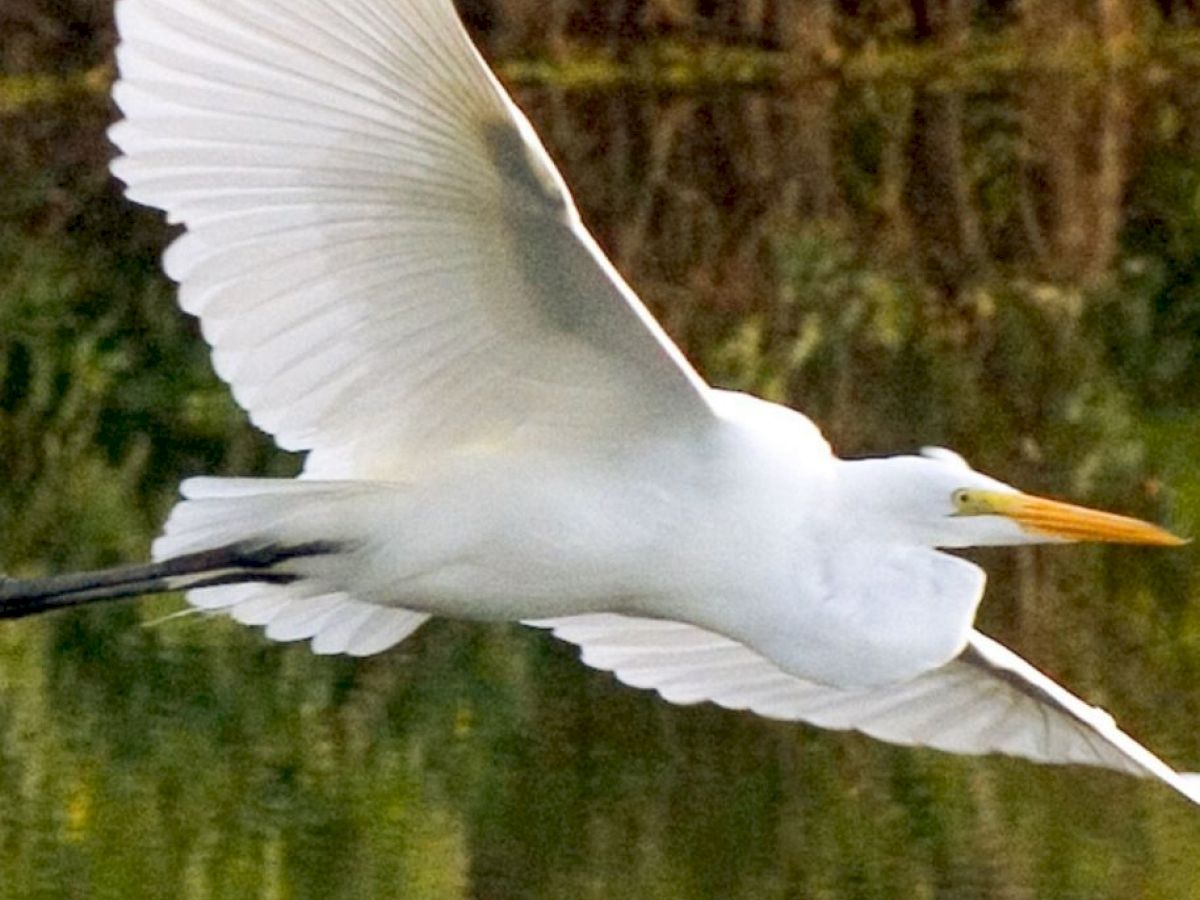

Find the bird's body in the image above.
[
  {"left": 157, "top": 390, "right": 985, "bottom": 688},
  {"left": 3, "top": 0, "right": 1197, "bottom": 806}
]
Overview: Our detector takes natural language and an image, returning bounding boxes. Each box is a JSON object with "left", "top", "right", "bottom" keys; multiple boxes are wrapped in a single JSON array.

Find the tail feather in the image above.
[
  {"left": 222, "top": 588, "right": 292, "bottom": 623},
  {"left": 164, "top": 477, "right": 430, "bottom": 655},
  {"left": 5, "top": 477, "right": 430, "bottom": 657},
  {"left": 161, "top": 477, "right": 429, "bottom": 655},
  {"left": 153, "top": 477, "right": 364, "bottom": 560},
  {"left": 261, "top": 593, "right": 349, "bottom": 642},
  {"left": 337, "top": 607, "right": 427, "bottom": 656}
]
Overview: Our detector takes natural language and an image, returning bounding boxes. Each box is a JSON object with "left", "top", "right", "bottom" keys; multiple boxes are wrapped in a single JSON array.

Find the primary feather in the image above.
[{"left": 110, "top": 0, "right": 711, "bottom": 480}]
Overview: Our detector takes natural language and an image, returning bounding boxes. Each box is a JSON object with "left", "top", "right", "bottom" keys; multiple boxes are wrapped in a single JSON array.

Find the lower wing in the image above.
[{"left": 525, "top": 614, "right": 1200, "bottom": 804}]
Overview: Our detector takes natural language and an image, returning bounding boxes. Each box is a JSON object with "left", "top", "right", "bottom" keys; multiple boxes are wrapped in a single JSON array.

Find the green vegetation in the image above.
[
  {"left": 3, "top": 18, "right": 1200, "bottom": 900},
  {"left": 10, "top": 28, "right": 1200, "bottom": 100}
]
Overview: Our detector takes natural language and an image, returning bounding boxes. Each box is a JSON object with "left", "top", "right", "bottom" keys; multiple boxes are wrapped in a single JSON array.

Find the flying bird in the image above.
[{"left": 2, "top": 0, "right": 1196, "bottom": 804}]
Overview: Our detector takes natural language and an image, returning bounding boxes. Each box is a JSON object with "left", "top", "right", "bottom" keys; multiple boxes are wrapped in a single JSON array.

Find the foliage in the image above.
[{"left": 0, "top": 93, "right": 292, "bottom": 573}]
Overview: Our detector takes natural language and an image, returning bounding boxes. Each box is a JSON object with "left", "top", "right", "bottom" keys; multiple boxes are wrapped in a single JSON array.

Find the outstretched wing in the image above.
[
  {"left": 109, "top": 0, "right": 712, "bottom": 476},
  {"left": 527, "top": 614, "right": 1200, "bottom": 804}
]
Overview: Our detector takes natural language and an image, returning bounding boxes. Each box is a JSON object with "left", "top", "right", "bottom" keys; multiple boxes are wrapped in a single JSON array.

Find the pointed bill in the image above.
[{"left": 974, "top": 491, "right": 1185, "bottom": 545}]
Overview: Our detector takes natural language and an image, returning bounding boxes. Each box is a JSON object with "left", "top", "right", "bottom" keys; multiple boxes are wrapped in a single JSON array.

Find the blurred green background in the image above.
[{"left": 4, "top": 1, "right": 1200, "bottom": 897}]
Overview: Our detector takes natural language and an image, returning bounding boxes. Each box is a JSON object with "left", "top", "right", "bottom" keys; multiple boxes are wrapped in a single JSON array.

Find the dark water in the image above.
[{"left": 3, "top": 66, "right": 1200, "bottom": 898}]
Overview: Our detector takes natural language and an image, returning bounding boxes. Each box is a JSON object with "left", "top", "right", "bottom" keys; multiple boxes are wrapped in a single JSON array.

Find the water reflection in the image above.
[{"left": 3, "top": 68, "right": 1200, "bottom": 898}]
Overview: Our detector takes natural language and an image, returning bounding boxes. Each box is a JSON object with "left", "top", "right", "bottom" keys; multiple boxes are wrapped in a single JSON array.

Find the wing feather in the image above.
[
  {"left": 110, "top": 0, "right": 711, "bottom": 476},
  {"left": 527, "top": 614, "right": 1200, "bottom": 804}
]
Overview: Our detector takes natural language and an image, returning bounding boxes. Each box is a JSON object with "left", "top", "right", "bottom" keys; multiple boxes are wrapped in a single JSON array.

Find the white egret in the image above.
[{"left": 2, "top": 0, "right": 1197, "bottom": 804}]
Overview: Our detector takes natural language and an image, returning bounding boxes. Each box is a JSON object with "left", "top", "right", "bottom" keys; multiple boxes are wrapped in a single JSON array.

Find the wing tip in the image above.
[{"left": 1174, "top": 772, "right": 1200, "bottom": 805}]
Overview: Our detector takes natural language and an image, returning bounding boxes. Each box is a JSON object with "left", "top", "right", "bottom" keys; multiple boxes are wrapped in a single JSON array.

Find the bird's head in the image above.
[{"left": 842, "top": 447, "right": 1186, "bottom": 549}]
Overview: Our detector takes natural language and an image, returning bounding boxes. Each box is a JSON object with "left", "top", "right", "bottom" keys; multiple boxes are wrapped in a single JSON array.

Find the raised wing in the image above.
[
  {"left": 527, "top": 614, "right": 1200, "bottom": 804},
  {"left": 109, "top": 0, "right": 712, "bottom": 476}
]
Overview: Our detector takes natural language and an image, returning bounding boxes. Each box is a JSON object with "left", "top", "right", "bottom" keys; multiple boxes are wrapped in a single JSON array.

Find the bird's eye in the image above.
[{"left": 951, "top": 489, "right": 972, "bottom": 510}]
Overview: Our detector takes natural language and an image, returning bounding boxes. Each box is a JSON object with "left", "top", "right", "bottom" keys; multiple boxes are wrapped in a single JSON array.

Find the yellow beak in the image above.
[{"left": 965, "top": 491, "right": 1186, "bottom": 546}]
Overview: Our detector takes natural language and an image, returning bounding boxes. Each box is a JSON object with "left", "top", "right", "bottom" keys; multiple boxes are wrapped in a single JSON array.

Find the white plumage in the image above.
[
  {"left": 110, "top": 0, "right": 709, "bottom": 479},
  {"left": 88, "top": 0, "right": 1200, "bottom": 805}
]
